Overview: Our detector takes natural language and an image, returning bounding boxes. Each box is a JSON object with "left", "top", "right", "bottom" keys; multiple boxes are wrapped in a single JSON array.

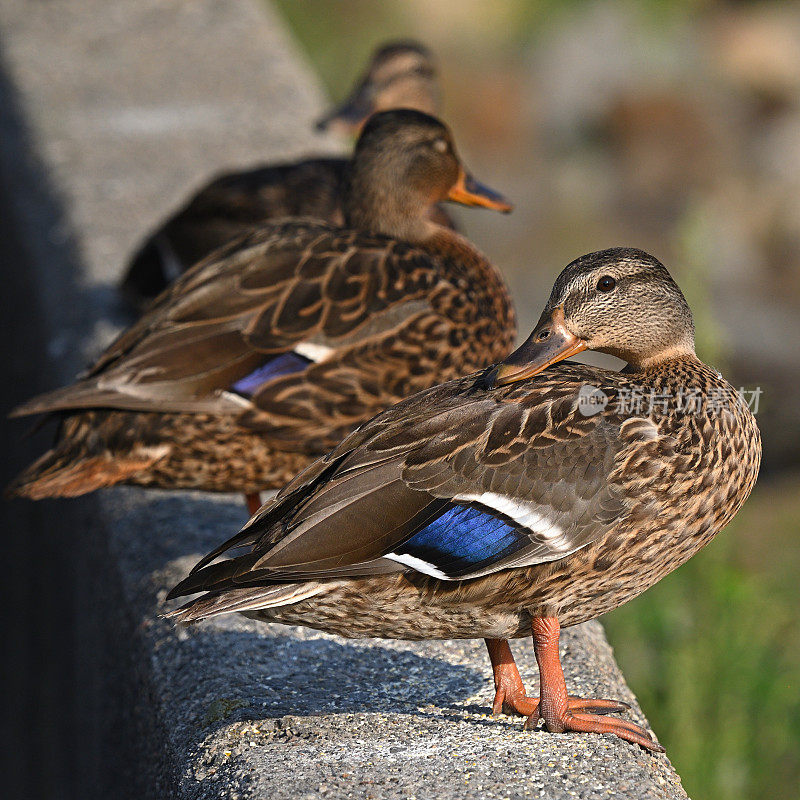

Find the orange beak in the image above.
[
  {"left": 492, "top": 307, "right": 587, "bottom": 386},
  {"left": 447, "top": 169, "right": 513, "bottom": 213}
]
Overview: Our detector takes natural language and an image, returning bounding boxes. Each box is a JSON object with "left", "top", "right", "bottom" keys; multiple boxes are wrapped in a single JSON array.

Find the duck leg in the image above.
[
  {"left": 245, "top": 493, "right": 262, "bottom": 517},
  {"left": 524, "top": 617, "right": 664, "bottom": 752},
  {"left": 485, "top": 638, "right": 539, "bottom": 716},
  {"left": 485, "top": 637, "right": 629, "bottom": 718}
]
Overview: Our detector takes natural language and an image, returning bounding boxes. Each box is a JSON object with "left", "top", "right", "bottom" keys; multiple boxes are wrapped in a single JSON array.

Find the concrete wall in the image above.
[{"left": 0, "top": 1, "right": 687, "bottom": 797}]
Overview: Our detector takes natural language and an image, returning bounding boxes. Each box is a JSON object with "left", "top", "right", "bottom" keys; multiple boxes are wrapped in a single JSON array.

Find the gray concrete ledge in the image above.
[{"left": 0, "top": 1, "right": 687, "bottom": 797}]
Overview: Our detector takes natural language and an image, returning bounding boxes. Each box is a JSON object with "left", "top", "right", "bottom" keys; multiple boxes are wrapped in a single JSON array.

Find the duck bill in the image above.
[
  {"left": 447, "top": 169, "right": 513, "bottom": 213},
  {"left": 315, "top": 83, "right": 373, "bottom": 134},
  {"left": 493, "top": 307, "right": 587, "bottom": 386}
]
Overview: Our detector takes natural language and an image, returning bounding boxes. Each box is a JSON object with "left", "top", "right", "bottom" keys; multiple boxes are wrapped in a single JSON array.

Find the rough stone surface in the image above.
[{"left": 0, "top": 1, "right": 687, "bottom": 797}]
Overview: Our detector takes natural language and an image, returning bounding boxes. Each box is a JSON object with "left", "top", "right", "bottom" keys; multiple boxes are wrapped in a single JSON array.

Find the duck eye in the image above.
[
  {"left": 596, "top": 275, "right": 616, "bottom": 292},
  {"left": 432, "top": 138, "right": 449, "bottom": 153}
]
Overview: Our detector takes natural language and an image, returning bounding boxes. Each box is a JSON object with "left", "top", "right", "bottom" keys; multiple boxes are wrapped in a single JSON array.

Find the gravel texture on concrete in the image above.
[{"left": 0, "top": 1, "right": 688, "bottom": 797}]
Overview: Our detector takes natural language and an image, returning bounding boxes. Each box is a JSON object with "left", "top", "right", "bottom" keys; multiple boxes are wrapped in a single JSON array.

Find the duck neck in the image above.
[
  {"left": 624, "top": 349, "right": 701, "bottom": 376},
  {"left": 622, "top": 352, "right": 719, "bottom": 395},
  {"left": 347, "top": 206, "right": 432, "bottom": 243},
  {"left": 343, "top": 175, "right": 515, "bottom": 351},
  {"left": 423, "top": 225, "right": 517, "bottom": 344},
  {"left": 342, "top": 167, "right": 432, "bottom": 242}
]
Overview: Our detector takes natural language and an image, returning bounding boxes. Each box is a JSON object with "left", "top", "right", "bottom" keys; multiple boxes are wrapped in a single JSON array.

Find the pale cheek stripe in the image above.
[{"left": 383, "top": 552, "right": 453, "bottom": 580}]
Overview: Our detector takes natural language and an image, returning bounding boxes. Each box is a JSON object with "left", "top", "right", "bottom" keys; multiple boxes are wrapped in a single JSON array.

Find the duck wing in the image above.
[
  {"left": 169, "top": 366, "right": 660, "bottom": 598},
  {"left": 12, "top": 221, "right": 456, "bottom": 427}
]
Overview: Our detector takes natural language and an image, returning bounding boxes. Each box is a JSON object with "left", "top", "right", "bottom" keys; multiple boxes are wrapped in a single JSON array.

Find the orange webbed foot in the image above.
[
  {"left": 524, "top": 702, "right": 664, "bottom": 752},
  {"left": 526, "top": 618, "right": 665, "bottom": 753},
  {"left": 493, "top": 690, "right": 629, "bottom": 719},
  {"left": 492, "top": 683, "right": 539, "bottom": 717}
]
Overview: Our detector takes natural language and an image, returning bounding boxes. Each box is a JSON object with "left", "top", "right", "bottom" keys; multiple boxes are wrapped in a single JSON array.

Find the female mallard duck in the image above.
[
  {"left": 167, "top": 248, "right": 761, "bottom": 752},
  {"left": 121, "top": 40, "right": 445, "bottom": 308},
  {"left": 9, "top": 110, "right": 513, "bottom": 513},
  {"left": 314, "top": 39, "right": 440, "bottom": 135}
]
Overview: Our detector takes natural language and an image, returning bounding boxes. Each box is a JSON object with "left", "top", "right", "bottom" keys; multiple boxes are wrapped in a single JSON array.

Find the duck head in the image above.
[
  {"left": 491, "top": 248, "right": 696, "bottom": 386},
  {"left": 316, "top": 40, "right": 441, "bottom": 135},
  {"left": 343, "top": 109, "right": 512, "bottom": 242}
]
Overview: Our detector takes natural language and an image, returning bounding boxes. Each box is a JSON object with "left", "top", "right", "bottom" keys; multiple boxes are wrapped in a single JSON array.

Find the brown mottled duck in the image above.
[
  {"left": 167, "top": 248, "right": 761, "bottom": 752},
  {"left": 9, "top": 110, "right": 514, "bottom": 516},
  {"left": 121, "top": 41, "right": 446, "bottom": 308}
]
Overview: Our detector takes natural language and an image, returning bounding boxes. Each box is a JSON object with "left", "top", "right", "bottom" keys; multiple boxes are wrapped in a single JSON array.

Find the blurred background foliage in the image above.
[{"left": 273, "top": 1, "right": 800, "bottom": 798}]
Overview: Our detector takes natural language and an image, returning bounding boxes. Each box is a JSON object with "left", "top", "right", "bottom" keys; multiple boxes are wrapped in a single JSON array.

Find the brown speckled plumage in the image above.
[
  {"left": 170, "top": 358, "right": 759, "bottom": 638},
  {"left": 167, "top": 248, "right": 760, "bottom": 751},
  {"left": 9, "top": 111, "right": 514, "bottom": 499}
]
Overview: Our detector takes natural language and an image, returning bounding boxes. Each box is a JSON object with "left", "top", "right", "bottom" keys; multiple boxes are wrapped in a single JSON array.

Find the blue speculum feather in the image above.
[
  {"left": 396, "top": 504, "right": 527, "bottom": 577},
  {"left": 231, "top": 352, "right": 312, "bottom": 396}
]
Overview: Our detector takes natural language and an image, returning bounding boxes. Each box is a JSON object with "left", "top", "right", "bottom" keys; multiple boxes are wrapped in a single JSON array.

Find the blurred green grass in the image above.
[{"left": 604, "top": 474, "right": 800, "bottom": 800}]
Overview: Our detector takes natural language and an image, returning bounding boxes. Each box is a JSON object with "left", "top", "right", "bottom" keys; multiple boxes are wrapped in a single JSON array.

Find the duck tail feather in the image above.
[
  {"left": 6, "top": 427, "right": 169, "bottom": 500},
  {"left": 165, "top": 583, "right": 326, "bottom": 624}
]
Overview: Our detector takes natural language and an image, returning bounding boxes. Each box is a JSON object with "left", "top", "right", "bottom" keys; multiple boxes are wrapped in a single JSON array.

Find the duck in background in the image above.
[
  {"left": 167, "top": 248, "right": 760, "bottom": 752},
  {"left": 9, "top": 110, "right": 514, "bottom": 516},
  {"left": 314, "top": 40, "right": 440, "bottom": 135},
  {"left": 121, "top": 41, "right": 447, "bottom": 309}
]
